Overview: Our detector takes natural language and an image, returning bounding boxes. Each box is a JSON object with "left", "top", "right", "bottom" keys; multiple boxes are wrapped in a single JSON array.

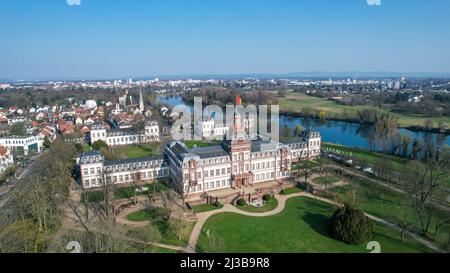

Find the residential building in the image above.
[
  {"left": 89, "top": 120, "right": 160, "bottom": 146},
  {"left": 0, "top": 135, "right": 42, "bottom": 155}
]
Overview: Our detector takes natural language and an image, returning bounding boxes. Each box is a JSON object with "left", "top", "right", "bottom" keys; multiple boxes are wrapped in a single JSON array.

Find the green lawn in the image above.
[
  {"left": 112, "top": 143, "right": 160, "bottom": 159},
  {"left": 323, "top": 142, "right": 408, "bottom": 171},
  {"left": 280, "top": 185, "right": 303, "bottom": 195},
  {"left": 327, "top": 178, "right": 450, "bottom": 249},
  {"left": 183, "top": 140, "right": 219, "bottom": 148},
  {"left": 236, "top": 198, "right": 278, "bottom": 213},
  {"left": 279, "top": 92, "right": 450, "bottom": 129},
  {"left": 197, "top": 197, "right": 433, "bottom": 253},
  {"left": 127, "top": 210, "right": 153, "bottom": 222},
  {"left": 114, "top": 181, "right": 168, "bottom": 199},
  {"left": 313, "top": 175, "right": 344, "bottom": 185},
  {"left": 192, "top": 203, "right": 223, "bottom": 213}
]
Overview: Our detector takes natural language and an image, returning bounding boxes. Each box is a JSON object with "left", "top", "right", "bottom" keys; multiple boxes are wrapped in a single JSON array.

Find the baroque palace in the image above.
[
  {"left": 79, "top": 128, "right": 321, "bottom": 197},
  {"left": 79, "top": 102, "right": 321, "bottom": 196}
]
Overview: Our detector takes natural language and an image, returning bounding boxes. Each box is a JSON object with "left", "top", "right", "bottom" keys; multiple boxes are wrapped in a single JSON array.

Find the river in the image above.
[{"left": 157, "top": 96, "right": 450, "bottom": 149}]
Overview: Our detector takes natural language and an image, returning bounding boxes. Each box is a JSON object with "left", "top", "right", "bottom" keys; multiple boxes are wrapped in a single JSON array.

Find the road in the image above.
[{"left": 0, "top": 151, "right": 47, "bottom": 209}]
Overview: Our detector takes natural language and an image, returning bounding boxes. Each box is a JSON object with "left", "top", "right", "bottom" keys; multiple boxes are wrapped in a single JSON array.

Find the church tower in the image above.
[{"left": 139, "top": 89, "right": 145, "bottom": 112}]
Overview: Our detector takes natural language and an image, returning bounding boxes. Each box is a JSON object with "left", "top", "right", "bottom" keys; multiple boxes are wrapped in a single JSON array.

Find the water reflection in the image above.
[{"left": 157, "top": 96, "right": 450, "bottom": 149}]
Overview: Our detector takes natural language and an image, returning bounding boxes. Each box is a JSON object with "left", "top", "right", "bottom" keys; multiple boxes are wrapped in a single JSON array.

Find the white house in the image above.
[{"left": 89, "top": 120, "right": 160, "bottom": 146}]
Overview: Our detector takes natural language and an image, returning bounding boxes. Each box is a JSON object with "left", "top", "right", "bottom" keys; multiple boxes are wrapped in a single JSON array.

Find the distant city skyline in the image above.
[{"left": 1, "top": 0, "right": 450, "bottom": 80}]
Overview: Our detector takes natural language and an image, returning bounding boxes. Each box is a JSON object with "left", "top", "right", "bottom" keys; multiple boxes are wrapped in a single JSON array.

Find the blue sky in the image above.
[{"left": 1, "top": 0, "right": 450, "bottom": 80}]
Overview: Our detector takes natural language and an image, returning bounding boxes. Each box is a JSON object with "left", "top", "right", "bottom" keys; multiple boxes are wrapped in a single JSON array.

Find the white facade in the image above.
[
  {"left": 89, "top": 120, "right": 160, "bottom": 146},
  {"left": 0, "top": 135, "right": 42, "bottom": 156},
  {"left": 79, "top": 130, "right": 321, "bottom": 197},
  {"left": 79, "top": 151, "right": 168, "bottom": 189},
  {"left": 85, "top": 100, "right": 98, "bottom": 109},
  {"left": 194, "top": 119, "right": 230, "bottom": 140}
]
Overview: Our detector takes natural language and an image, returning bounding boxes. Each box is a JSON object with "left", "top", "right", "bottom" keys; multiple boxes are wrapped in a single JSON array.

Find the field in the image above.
[
  {"left": 197, "top": 197, "right": 433, "bottom": 253},
  {"left": 279, "top": 92, "right": 450, "bottom": 129}
]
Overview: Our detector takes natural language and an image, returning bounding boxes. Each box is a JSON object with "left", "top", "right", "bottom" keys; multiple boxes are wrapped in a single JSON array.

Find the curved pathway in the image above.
[
  {"left": 186, "top": 192, "right": 443, "bottom": 253},
  {"left": 187, "top": 192, "right": 338, "bottom": 253}
]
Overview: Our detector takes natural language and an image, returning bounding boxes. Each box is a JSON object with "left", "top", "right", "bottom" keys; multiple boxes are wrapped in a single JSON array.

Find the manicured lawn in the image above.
[
  {"left": 114, "top": 181, "right": 169, "bottom": 199},
  {"left": 183, "top": 140, "right": 219, "bottom": 148},
  {"left": 197, "top": 197, "right": 433, "bottom": 253},
  {"left": 313, "top": 175, "right": 344, "bottom": 185},
  {"left": 236, "top": 198, "right": 278, "bottom": 213},
  {"left": 280, "top": 185, "right": 303, "bottom": 195},
  {"left": 192, "top": 203, "right": 223, "bottom": 213},
  {"left": 112, "top": 143, "right": 160, "bottom": 159}
]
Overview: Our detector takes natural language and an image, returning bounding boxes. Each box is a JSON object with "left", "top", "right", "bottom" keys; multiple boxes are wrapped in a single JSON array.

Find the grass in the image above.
[
  {"left": 112, "top": 143, "right": 160, "bottom": 159},
  {"left": 323, "top": 142, "right": 408, "bottom": 171},
  {"left": 144, "top": 246, "right": 178, "bottom": 253},
  {"left": 279, "top": 92, "right": 450, "bottom": 129},
  {"left": 128, "top": 220, "right": 196, "bottom": 247},
  {"left": 236, "top": 198, "right": 278, "bottom": 213},
  {"left": 127, "top": 210, "right": 153, "bottom": 222},
  {"left": 183, "top": 140, "right": 219, "bottom": 148},
  {"left": 291, "top": 160, "right": 319, "bottom": 171},
  {"left": 280, "top": 185, "right": 304, "bottom": 195},
  {"left": 326, "top": 177, "right": 450, "bottom": 249},
  {"left": 197, "top": 197, "right": 434, "bottom": 253},
  {"left": 313, "top": 175, "right": 344, "bottom": 185},
  {"left": 114, "top": 181, "right": 168, "bottom": 199},
  {"left": 80, "top": 190, "right": 105, "bottom": 203},
  {"left": 192, "top": 203, "right": 224, "bottom": 213},
  {"left": 160, "top": 221, "right": 196, "bottom": 247}
]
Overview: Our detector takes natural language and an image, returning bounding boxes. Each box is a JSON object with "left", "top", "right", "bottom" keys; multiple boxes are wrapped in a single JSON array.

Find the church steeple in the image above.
[{"left": 139, "top": 89, "right": 144, "bottom": 112}]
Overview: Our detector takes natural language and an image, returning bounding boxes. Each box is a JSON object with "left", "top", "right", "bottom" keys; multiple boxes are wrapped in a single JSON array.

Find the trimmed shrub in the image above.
[
  {"left": 262, "top": 194, "right": 272, "bottom": 201},
  {"left": 213, "top": 200, "right": 222, "bottom": 208},
  {"left": 236, "top": 199, "right": 247, "bottom": 206},
  {"left": 329, "top": 203, "right": 373, "bottom": 245}
]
